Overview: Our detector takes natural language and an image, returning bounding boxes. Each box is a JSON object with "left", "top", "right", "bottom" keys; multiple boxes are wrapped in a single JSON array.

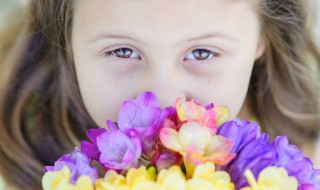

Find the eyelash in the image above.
[{"left": 104, "top": 48, "right": 220, "bottom": 62}]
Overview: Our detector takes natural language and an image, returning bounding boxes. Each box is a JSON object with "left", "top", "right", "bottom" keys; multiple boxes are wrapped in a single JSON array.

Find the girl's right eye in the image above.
[{"left": 105, "top": 48, "right": 141, "bottom": 59}]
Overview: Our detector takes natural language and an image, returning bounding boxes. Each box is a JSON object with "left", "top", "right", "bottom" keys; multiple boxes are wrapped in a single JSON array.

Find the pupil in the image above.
[
  {"left": 115, "top": 48, "right": 132, "bottom": 58},
  {"left": 193, "top": 49, "right": 210, "bottom": 60}
]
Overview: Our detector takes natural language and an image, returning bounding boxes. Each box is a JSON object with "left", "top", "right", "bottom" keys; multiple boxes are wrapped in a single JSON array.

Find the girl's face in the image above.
[{"left": 71, "top": 0, "right": 265, "bottom": 128}]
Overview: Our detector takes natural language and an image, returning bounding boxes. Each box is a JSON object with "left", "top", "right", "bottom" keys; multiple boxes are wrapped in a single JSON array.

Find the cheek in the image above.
[
  {"left": 78, "top": 79, "right": 139, "bottom": 128},
  {"left": 188, "top": 58, "right": 254, "bottom": 119},
  {"left": 73, "top": 56, "right": 135, "bottom": 128}
]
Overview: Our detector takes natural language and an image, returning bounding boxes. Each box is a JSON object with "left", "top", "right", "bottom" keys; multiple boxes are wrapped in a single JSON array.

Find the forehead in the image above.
[{"left": 72, "top": 0, "right": 259, "bottom": 45}]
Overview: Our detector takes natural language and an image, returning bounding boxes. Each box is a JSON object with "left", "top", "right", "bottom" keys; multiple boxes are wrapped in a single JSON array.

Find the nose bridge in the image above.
[{"left": 139, "top": 58, "right": 187, "bottom": 108}]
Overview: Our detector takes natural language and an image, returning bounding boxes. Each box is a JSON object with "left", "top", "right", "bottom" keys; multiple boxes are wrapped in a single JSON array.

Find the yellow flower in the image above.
[
  {"left": 95, "top": 170, "right": 127, "bottom": 190},
  {"left": 126, "top": 166, "right": 153, "bottom": 186},
  {"left": 94, "top": 163, "right": 235, "bottom": 190},
  {"left": 157, "top": 165, "right": 187, "bottom": 190},
  {"left": 131, "top": 181, "right": 166, "bottom": 190},
  {"left": 187, "top": 162, "right": 234, "bottom": 190},
  {"left": 240, "top": 166, "right": 298, "bottom": 190},
  {"left": 42, "top": 166, "right": 94, "bottom": 190},
  {"left": 95, "top": 166, "right": 155, "bottom": 190}
]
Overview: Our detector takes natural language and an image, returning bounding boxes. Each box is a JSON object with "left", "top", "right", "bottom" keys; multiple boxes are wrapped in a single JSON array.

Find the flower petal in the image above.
[
  {"left": 136, "top": 91, "right": 160, "bottom": 107},
  {"left": 81, "top": 141, "right": 100, "bottom": 161},
  {"left": 178, "top": 122, "right": 211, "bottom": 152},
  {"left": 87, "top": 128, "right": 107, "bottom": 147},
  {"left": 160, "top": 127, "right": 182, "bottom": 152},
  {"left": 176, "top": 98, "right": 206, "bottom": 122},
  {"left": 205, "top": 135, "right": 235, "bottom": 163},
  {"left": 212, "top": 105, "right": 229, "bottom": 127},
  {"left": 97, "top": 131, "right": 141, "bottom": 170}
]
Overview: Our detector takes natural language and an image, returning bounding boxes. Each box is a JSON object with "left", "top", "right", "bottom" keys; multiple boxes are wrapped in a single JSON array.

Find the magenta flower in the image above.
[
  {"left": 81, "top": 128, "right": 107, "bottom": 161},
  {"left": 44, "top": 147, "right": 98, "bottom": 184},
  {"left": 97, "top": 130, "right": 142, "bottom": 170},
  {"left": 81, "top": 128, "right": 142, "bottom": 171},
  {"left": 118, "top": 92, "right": 162, "bottom": 135},
  {"left": 118, "top": 92, "right": 169, "bottom": 155}
]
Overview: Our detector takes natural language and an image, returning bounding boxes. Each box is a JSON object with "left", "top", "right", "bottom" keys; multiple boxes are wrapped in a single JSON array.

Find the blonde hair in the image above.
[
  {"left": 251, "top": 0, "right": 320, "bottom": 144},
  {"left": 0, "top": 0, "right": 319, "bottom": 189}
]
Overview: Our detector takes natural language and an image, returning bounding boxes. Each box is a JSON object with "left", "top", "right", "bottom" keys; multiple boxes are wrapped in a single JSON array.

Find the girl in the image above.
[{"left": 0, "top": 0, "right": 319, "bottom": 189}]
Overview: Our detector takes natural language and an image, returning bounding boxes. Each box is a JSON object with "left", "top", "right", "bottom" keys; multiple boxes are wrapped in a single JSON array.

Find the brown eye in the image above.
[
  {"left": 184, "top": 49, "right": 217, "bottom": 61},
  {"left": 105, "top": 48, "right": 140, "bottom": 59},
  {"left": 192, "top": 49, "right": 211, "bottom": 60}
]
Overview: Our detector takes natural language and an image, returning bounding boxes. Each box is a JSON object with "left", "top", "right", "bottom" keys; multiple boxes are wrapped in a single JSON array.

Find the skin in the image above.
[{"left": 71, "top": 0, "right": 265, "bottom": 128}]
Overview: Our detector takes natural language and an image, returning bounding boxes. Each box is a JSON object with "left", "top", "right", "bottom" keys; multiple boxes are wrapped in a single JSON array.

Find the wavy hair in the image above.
[{"left": 0, "top": 0, "right": 319, "bottom": 189}]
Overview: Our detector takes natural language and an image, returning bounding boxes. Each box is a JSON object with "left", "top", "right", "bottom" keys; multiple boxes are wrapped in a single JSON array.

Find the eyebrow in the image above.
[{"left": 87, "top": 32, "right": 239, "bottom": 44}]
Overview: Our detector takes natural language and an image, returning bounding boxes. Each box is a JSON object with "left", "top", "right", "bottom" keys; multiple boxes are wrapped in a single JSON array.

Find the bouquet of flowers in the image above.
[{"left": 42, "top": 92, "right": 320, "bottom": 190}]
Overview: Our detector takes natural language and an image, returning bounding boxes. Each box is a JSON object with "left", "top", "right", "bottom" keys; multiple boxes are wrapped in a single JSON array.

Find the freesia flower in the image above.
[
  {"left": 42, "top": 166, "right": 94, "bottom": 190},
  {"left": 240, "top": 166, "right": 298, "bottom": 190},
  {"left": 150, "top": 109, "right": 184, "bottom": 169},
  {"left": 81, "top": 127, "right": 142, "bottom": 171},
  {"left": 41, "top": 93, "right": 320, "bottom": 190},
  {"left": 155, "top": 153, "right": 181, "bottom": 170},
  {"left": 217, "top": 118, "right": 262, "bottom": 154},
  {"left": 160, "top": 121, "right": 235, "bottom": 177},
  {"left": 298, "top": 183, "right": 317, "bottom": 190},
  {"left": 118, "top": 92, "right": 170, "bottom": 156},
  {"left": 224, "top": 134, "right": 277, "bottom": 189},
  {"left": 187, "top": 162, "right": 234, "bottom": 190},
  {"left": 97, "top": 130, "right": 142, "bottom": 170},
  {"left": 221, "top": 122, "right": 320, "bottom": 189},
  {"left": 94, "top": 170, "right": 127, "bottom": 190},
  {"left": 272, "top": 136, "right": 320, "bottom": 189},
  {"left": 95, "top": 166, "right": 155, "bottom": 190},
  {"left": 95, "top": 162, "right": 234, "bottom": 190},
  {"left": 44, "top": 147, "right": 98, "bottom": 184},
  {"left": 81, "top": 128, "right": 107, "bottom": 161},
  {"left": 175, "top": 98, "right": 229, "bottom": 134}
]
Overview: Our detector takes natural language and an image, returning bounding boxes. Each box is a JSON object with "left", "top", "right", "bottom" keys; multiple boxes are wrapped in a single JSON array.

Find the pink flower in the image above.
[
  {"left": 160, "top": 121, "right": 235, "bottom": 177},
  {"left": 175, "top": 98, "right": 229, "bottom": 134}
]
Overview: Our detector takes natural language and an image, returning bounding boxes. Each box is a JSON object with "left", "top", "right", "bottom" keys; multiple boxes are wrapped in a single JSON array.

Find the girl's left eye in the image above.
[
  {"left": 105, "top": 48, "right": 141, "bottom": 59},
  {"left": 184, "top": 49, "right": 219, "bottom": 61}
]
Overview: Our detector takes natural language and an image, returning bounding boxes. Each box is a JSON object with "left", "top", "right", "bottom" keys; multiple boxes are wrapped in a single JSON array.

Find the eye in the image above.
[
  {"left": 184, "top": 49, "right": 219, "bottom": 61},
  {"left": 105, "top": 48, "right": 141, "bottom": 59}
]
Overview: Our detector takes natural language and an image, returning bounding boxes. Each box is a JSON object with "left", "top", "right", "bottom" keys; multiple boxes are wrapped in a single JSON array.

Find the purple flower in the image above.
[
  {"left": 273, "top": 137, "right": 320, "bottom": 189},
  {"left": 44, "top": 147, "right": 98, "bottom": 184},
  {"left": 118, "top": 92, "right": 169, "bottom": 155},
  {"left": 97, "top": 130, "right": 141, "bottom": 170},
  {"left": 219, "top": 119, "right": 320, "bottom": 189},
  {"left": 81, "top": 128, "right": 107, "bottom": 161},
  {"left": 81, "top": 128, "right": 142, "bottom": 171},
  {"left": 217, "top": 118, "right": 262, "bottom": 154},
  {"left": 225, "top": 134, "right": 278, "bottom": 189},
  {"left": 298, "top": 184, "right": 316, "bottom": 190}
]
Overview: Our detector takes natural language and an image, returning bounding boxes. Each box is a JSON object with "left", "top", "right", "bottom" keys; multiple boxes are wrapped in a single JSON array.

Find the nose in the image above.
[{"left": 137, "top": 64, "right": 187, "bottom": 109}]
